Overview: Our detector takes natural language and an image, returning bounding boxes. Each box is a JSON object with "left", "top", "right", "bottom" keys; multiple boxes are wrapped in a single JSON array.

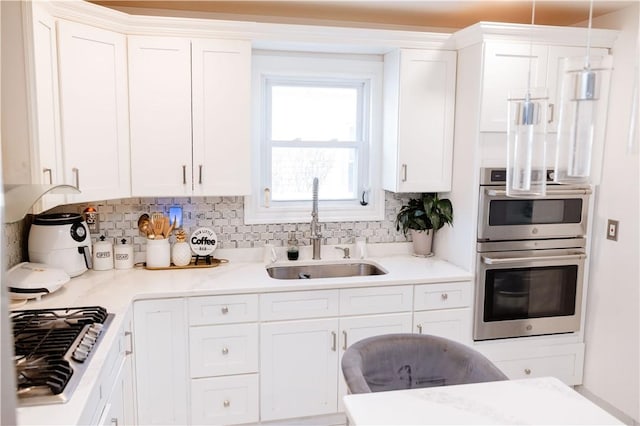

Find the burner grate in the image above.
[{"left": 10, "top": 306, "right": 110, "bottom": 404}]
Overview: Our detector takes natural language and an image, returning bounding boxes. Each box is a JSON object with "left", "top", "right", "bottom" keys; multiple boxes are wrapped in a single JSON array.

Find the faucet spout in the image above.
[{"left": 311, "top": 177, "right": 322, "bottom": 260}]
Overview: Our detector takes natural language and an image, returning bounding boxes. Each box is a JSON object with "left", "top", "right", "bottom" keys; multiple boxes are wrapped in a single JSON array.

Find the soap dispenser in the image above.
[{"left": 287, "top": 232, "right": 299, "bottom": 261}]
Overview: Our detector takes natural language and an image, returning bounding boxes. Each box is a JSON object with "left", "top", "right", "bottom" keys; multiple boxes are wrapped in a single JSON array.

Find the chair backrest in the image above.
[{"left": 341, "top": 333, "right": 508, "bottom": 394}]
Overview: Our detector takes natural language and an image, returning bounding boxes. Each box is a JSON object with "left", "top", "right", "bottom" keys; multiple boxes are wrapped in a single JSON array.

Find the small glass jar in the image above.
[{"left": 287, "top": 232, "right": 299, "bottom": 261}]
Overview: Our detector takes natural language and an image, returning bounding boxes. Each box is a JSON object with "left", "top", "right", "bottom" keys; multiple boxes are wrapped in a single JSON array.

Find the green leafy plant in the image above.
[{"left": 395, "top": 193, "right": 453, "bottom": 237}]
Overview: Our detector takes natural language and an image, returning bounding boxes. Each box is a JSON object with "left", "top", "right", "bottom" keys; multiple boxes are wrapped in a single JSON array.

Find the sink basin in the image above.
[{"left": 266, "top": 262, "right": 387, "bottom": 280}]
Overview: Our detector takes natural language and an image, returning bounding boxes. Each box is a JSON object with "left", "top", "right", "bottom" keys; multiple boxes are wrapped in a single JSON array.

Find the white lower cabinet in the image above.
[
  {"left": 413, "top": 281, "right": 472, "bottom": 344},
  {"left": 134, "top": 299, "right": 189, "bottom": 425},
  {"left": 260, "top": 318, "right": 340, "bottom": 421},
  {"left": 191, "top": 374, "right": 259, "bottom": 425},
  {"left": 413, "top": 309, "right": 469, "bottom": 343}
]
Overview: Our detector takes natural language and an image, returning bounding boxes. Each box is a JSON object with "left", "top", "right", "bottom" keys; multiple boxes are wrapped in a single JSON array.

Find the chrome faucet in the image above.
[{"left": 310, "top": 177, "right": 322, "bottom": 260}]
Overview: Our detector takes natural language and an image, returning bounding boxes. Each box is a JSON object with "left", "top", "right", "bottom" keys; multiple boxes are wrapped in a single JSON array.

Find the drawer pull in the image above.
[
  {"left": 417, "top": 324, "right": 423, "bottom": 334},
  {"left": 441, "top": 293, "right": 449, "bottom": 301},
  {"left": 222, "top": 347, "right": 229, "bottom": 355},
  {"left": 223, "top": 400, "right": 230, "bottom": 408},
  {"left": 331, "top": 331, "right": 337, "bottom": 351},
  {"left": 221, "top": 306, "right": 229, "bottom": 314},
  {"left": 524, "top": 368, "right": 532, "bottom": 375},
  {"left": 342, "top": 330, "right": 348, "bottom": 350}
]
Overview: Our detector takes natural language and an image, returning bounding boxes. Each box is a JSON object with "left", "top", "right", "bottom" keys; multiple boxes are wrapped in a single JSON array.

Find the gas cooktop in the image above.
[{"left": 11, "top": 306, "right": 113, "bottom": 406}]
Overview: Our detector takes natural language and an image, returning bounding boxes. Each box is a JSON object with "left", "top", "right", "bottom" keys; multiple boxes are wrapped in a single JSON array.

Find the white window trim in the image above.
[{"left": 245, "top": 50, "right": 384, "bottom": 225}]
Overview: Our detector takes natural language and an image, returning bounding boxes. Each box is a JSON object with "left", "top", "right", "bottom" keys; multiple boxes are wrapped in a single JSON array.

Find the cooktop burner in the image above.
[{"left": 10, "top": 306, "right": 113, "bottom": 406}]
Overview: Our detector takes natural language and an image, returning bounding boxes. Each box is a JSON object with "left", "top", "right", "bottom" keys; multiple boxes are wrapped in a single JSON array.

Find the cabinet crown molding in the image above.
[{"left": 453, "top": 21, "right": 619, "bottom": 50}]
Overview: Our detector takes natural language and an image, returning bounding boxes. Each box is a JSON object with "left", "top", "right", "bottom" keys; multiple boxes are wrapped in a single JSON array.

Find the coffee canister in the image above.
[
  {"left": 114, "top": 238, "right": 134, "bottom": 270},
  {"left": 92, "top": 235, "right": 113, "bottom": 271}
]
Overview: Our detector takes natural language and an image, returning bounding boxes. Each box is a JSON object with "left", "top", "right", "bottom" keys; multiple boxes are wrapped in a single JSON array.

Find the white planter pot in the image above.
[{"left": 410, "top": 229, "right": 434, "bottom": 257}]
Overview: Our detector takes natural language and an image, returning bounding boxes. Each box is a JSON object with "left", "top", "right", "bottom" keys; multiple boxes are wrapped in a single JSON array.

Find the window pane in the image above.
[
  {"left": 271, "top": 85, "right": 359, "bottom": 141},
  {"left": 272, "top": 147, "right": 357, "bottom": 201}
]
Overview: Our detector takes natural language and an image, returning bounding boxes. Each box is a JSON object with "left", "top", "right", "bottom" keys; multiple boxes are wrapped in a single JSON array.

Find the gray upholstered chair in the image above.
[{"left": 341, "top": 333, "right": 508, "bottom": 394}]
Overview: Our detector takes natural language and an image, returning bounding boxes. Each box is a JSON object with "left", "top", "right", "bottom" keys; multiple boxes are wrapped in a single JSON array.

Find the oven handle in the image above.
[
  {"left": 486, "top": 188, "right": 592, "bottom": 196},
  {"left": 481, "top": 253, "right": 586, "bottom": 265}
]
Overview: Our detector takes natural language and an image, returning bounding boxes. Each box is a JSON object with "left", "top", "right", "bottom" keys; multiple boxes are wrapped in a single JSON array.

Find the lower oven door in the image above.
[{"left": 474, "top": 249, "right": 586, "bottom": 341}]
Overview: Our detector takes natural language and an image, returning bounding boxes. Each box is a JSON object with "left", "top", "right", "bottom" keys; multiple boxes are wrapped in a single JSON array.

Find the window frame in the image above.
[{"left": 245, "top": 51, "right": 384, "bottom": 225}]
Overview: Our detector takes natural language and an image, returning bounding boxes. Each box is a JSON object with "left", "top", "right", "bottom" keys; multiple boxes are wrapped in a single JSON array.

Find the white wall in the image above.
[{"left": 582, "top": 4, "right": 639, "bottom": 423}]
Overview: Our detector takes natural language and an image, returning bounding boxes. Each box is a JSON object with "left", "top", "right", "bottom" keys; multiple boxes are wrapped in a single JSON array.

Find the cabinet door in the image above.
[
  {"left": 191, "top": 374, "right": 259, "bottom": 425},
  {"left": 134, "top": 299, "right": 188, "bottom": 425},
  {"left": 191, "top": 39, "right": 251, "bottom": 196},
  {"left": 337, "top": 313, "right": 413, "bottom": 411},
  {"left": 260, "top": 318, "right": 339, "bottom": 421},
  {"left": 413, "top": 308, "right": 470, "bottom": 344},
  {"left": 56, "top": 20, "right": 130, "bottom": 202},
  {"left": 128, "top": 36, "right": 192, "bottom": 196},
  {"left": 480, "top": 42, "right": 548, "bottom": 132},
  {"left": 383, "top": 49, "right": 457, "bottom": 192},
  {"left": 30, "top": 5, "right": 65, "bottom": 210},
  {"left": 546, "top": 46, "right": 609, "bottom": 132}
]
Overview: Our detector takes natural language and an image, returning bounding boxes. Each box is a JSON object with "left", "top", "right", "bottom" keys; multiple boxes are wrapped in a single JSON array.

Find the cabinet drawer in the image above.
[
  {"left": 260, "top": 290, "right": 339, "bottom": 321},
  {"left": 340, "top": 286, "right": 413, "bottom": 316},
  {"left": 413, "top": 308, "right": 470, "bottom": 343},
  {"left": 191, "top": 374, "right": 259, "bottom": 425},
  {"left": 477, "top": 342, "right": 585, "bottom": 385},
  {"left": 189, "top": 323, "right": 258, "bottom": 378},
  {"left": 188, "top": 294, "right": 258, "bottom": 325},
  {"left": 414, "top": 282, "right": 471, "bottom": 311}
]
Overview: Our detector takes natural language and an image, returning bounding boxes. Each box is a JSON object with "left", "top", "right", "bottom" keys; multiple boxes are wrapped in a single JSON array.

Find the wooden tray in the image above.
[{"left": 142, "top": 258, "right": 228, "bottom": 270}]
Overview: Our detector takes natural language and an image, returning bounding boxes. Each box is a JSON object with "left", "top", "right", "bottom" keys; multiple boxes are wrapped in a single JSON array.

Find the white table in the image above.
[{"left": 343, "top": 377, "right": 622, "bottom": 425}]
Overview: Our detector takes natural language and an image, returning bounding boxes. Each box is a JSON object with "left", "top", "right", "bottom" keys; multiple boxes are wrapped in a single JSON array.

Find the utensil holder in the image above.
[{"left": 146, "top": 238, "right": 170, "bottom": 268}]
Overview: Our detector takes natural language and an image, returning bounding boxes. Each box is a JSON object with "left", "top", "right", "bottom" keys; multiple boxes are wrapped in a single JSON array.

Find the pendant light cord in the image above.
[
  {"left": 526, "top": 0, "right": 536, "bottom": 99},
  {"left": 585, "top": 0, "right": 594, "bottom": 69}
]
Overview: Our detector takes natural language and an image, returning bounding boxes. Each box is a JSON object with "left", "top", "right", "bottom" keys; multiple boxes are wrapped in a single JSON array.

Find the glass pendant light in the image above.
[
  {"left": 506, "top": 1, "right": 549, "bottom": 197},
  {"left": 554, "top": 0, "right": 613, "bottom": 184}
]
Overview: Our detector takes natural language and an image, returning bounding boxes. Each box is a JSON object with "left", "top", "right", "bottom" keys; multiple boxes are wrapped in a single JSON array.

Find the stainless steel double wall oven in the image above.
[{"left": 474, "top": 168, "right": 592, "bottom": 341}]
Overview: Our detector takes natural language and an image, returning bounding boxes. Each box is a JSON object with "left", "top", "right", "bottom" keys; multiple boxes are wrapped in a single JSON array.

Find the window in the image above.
[{"left": 245, "top": 51, "right": 384, "bottom": 224}]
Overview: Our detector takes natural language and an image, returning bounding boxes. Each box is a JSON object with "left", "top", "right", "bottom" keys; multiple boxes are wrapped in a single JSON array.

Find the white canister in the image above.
[
  {"left": 114, "top": 238, "right": 134, "bottom": 270},
  {"left": 146, "top": 238, "right": 170, "bottom": 268},
  {"left": 92, "top": 235, "right": 114, "bottom": 271}
]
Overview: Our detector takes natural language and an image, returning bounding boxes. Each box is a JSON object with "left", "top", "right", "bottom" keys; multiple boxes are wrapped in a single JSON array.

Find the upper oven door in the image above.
[{"left": 478, "top": 186, "right": 591, "bottom": 241}]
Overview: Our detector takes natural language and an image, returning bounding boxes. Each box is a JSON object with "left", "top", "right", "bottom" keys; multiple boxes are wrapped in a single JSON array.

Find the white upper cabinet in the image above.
[
  {"left": 128, "top": 36, "right": 193, "bottom": 197},
  {"left": 480, "top": 42, "right": 548, "bottom": 132},
  {"left": 479, "top": 42, "right": 608, "bottom": 133},
  {"left": 383, "top": 49, "right": 457, "bottom": 193},
  {"left": 56, "top": 20, "right": 130, "bottom": 203},
  {"left": 128, "top": 36, "right": 251, "bottom": 197},
  {"left": 191, "top": 39, "right": 251, "bottom": 196}
]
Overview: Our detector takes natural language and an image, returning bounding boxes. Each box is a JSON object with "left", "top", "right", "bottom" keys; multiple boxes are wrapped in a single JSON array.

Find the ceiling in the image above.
[{"left": 89, "top": 1, "right": 636, "bottom": 30}]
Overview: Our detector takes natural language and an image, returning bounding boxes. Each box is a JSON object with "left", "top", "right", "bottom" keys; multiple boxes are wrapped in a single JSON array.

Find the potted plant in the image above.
[{"left": 395, "top": 193, "right": 453, "bottom": 256}]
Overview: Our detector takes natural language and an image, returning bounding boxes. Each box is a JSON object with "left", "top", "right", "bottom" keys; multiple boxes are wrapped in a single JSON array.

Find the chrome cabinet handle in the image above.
[
  {"left": 223, "top": 400, "right": 230, "bottom": 408},
  {"left": 401, "top": 164, "right": 407, "bottom": 182},
  {"left": 342, "top": 331, "right": 347, "bottom": 350},
  {"left": 221, "top": 306, "right": 229, "bottom": 314},
  {"left": 198, "top": 165, "right": 203, "bottom": 184},
  {"left": 222, "top": 347, "right": 229, "bottom": 355},
  {"left": 182, "top": 165, "right": 187, "bottom": 185},
  {"left": 124, "top": 331, "right": 133, "bottom": 356},
  {"left": 110, "top": 418, "right": 118, "bottom": 426},
  {"left": 72, "top": 168, "right": 80, "bottom": 190},
  {"left": 417, "top": 324, "right": 423, "bottom": 334},
  {"left": 524, "top": 368, "right": 532, "bottom": 375},
  {"left": 441, "top": 293, "right": 449, "bottom": 301},
  {"left": 331, "top": 331, "right": 337, "bottom": 351},
  {"left": 481, "top": 253, "right": 586, "bottom": 265},
  {"left": 548, "top": 103, "right": 555, "bottom": 124},
  {"left": 43, "top": 168, "right": 53, "bottom": 184}
]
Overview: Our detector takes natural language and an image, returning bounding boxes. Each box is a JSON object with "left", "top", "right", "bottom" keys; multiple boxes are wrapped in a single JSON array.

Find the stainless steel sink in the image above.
[{"left": 266, "top": 262, "right": 387, "bottom": 280}]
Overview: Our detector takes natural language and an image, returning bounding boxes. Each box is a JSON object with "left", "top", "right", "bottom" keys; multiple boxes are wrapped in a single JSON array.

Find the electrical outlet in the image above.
[{"left": 607, "top": 219, "right": 619, "bottom": 241}]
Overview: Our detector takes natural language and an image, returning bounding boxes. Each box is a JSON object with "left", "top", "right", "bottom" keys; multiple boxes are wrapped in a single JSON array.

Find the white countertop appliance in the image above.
[
  {"left": 28, "top": 213, "right": 92, "bottom": 277},
  {"left": 7, "top": 262, "right": 70, "bottom": 300}
]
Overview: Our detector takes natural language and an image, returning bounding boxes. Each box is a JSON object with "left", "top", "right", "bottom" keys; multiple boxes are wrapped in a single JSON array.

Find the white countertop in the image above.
[
  {"left": 343, "top": 377, "right": 623, "bottom": 425},
  {"left": 13, "top": 243, "right": 472, "bottom": 425}
]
